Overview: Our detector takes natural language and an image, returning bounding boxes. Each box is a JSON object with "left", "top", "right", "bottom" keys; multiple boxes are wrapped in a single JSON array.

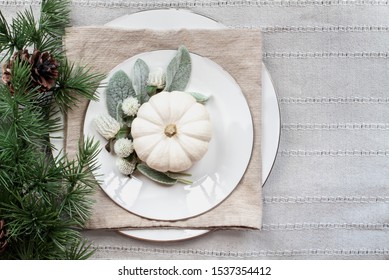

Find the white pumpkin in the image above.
[{"left": 131, "top": 91, "right": 212, "bottom": 172}]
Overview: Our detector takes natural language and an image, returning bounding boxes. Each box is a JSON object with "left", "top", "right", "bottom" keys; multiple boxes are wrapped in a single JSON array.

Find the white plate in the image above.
[
  {"left": 50, "top": 10, "right": 280, "bottom": 242},
  {"left": 106, "top": 11, "right": 280, "bottom": 242},
  {"left": 104, "top": 10, "right": 280, "bottom": 242},
  {"left": 84, "top": 50, "right": 254, "bottom": 221}
]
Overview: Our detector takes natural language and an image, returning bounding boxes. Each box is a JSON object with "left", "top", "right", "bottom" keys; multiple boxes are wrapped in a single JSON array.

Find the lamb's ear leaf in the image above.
[
  {"left": 136, "top": 164, "right": 177, "bottom": 185},
  {"left": 132, "top": 58, "right": 150, "bottom": 103},
  {"left": 186, "top": 92, "right": 210, "bottom": 104},
  {"left": 105, "top": 70, "right": 135, "bottom": 119},
  {"left": 165, "top": 46, "right": 191, "bottom": 92}
]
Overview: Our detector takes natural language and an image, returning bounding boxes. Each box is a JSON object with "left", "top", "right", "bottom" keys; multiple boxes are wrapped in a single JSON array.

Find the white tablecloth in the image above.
[{"left": 2, "top": 0, "right": 389, "bottom": 259}]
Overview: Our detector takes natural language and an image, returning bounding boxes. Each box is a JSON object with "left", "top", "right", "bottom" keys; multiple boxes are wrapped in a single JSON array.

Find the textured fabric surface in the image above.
[
  {"left": 64, "top": 27, "right": 262, "bottom": 230},
  {"left": 2, "top": 0, "right": 389, "bottom": 259}
]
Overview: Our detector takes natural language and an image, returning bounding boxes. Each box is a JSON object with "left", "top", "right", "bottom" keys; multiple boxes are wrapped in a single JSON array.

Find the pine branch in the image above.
[
  {"left": 10, "top": 8, "right": 38, "bottom": 52},
  {"left": 0, "top": 0, "right": 103, "bottom": 260},
  {"left": 0, "top": 130, "right": 101, "bottom": 259},
  {"left": 0, "top": 62, "right": 51, "bottom": 148},
  {"left": 60, "top": 138, "right": 100, "bottom": 226},
  {"left": 0, "top": 11, "right": 12, "bottom": 58},
  {"left": 64, "top": 239, "right": 95, "bottom": 260},
  {"left": 40, "top": 0, "right": 70, "bottom": 38},
  {"left": 54, "top": 59, "right": 105, "bottom": 112},
  {"left": 0, "top": 0, "right": 70, "bottom": 58},
  {"left": 0, "top": 65, "right": 101, "bottom": 259},
  {"left": 7, "top": 57, "right": 33, "bottom": 94},
  {"left": 38, "top": 0, "right": 70, "bottom": 55}
]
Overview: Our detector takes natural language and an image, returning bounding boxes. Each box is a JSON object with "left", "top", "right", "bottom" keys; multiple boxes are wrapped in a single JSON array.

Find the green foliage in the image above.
[
  {"left": 39, "top": 0, "right": 70, "bottom": 38},
  {"left": 136, "top": 163, "right": 178, "bottom": 185},
  {"left": 0, "top": 0, "right": 104, "bottom": 259},
  {"left": 0, "top": 0, "right": 104, "bottom": 112},
  {"left": 165, "top": 45, "right": 191, "bottom": 92},
  {"left": 0, "top": 81, "right": 100, "bottom": 259},
  {"left": 37, "top": 0, "right": 70, "bottom": 56},
  {"left": 11, "top": 8, "right": 38, "bottom": 53},
  {"left": 54, "top": 59, "right": 104, "bottom": 113},
  {"left": 136, "top": 164, "right": 193, "bottom": 185},
  {"left": 0, "top": 12, "right": 11, "bottom": 55},
  {"left": 187, "top": 91, "right": 210, "bottom": 104},
  {"left": 7, "top": 58, "right": 34, "bottom": 95},
  {"left": 105, "top": 70, "right": 134, "bottom": 119},
  {"left": 132, "top": 58, "right": 149, "bottom": 103},
  {"left": 64, "top": 239, "right": 95, "bottom": 260},
  {"left": 0, "top": 0, "right": 70, "bottom": 59}
]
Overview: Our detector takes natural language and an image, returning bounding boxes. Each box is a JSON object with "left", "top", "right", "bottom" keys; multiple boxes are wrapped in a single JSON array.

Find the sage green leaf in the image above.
[
  {"left": 116, "top": 126, "right": 129, "bottom": 139},
  {"left": 187, "top": 92, "right": 210, "bottom": 104},
  {"left": 132, "top": 59, "right": 150, "bottom": 103},
  {"left": 123, "top": 115, "right": 136, "bottom": 127},
  {"left": 165, "top": 172, "right": 193, "bottom": 185},
  {"left": 165, "top": 46, "right": 191, "bottom": 92},
  {"left": 166, "top": 171, "right": 192, "bottom": 177},
  {"left": 136, "top": 163, "right": 177, "bottom": 185},
  {"left": 146, "top": 85, "right": 157, "bottom": 97},
  {"left": 106, "top": 70, "right": 135, "bottom": 119},
  {"left": 124, "top": 152, "right": 137, "bottom": 162}
]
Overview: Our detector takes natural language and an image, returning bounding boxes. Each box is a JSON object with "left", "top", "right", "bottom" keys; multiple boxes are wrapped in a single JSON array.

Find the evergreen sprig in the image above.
[
  {"left": 0, "top": 0, "right": 104, "bottom": 112},
  {"left": 54, "top": 59, "right": 103, "bottom": 113},
  {"left": 0, "top": 60, "right": 101, "bottom": 260},
  {"left": 0, "top": 0, "right": 70, "bottom": 59},
  {"left": 0, "top": 1, "right": 105, "bottom": 259}
]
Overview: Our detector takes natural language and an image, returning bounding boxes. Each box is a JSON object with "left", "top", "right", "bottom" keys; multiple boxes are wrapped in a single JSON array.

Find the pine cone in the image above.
[
  {"left": 0, "top": 219, "right": 7, "bottom": 254},
  {"left": 1, "top": 49, "right": 59, "bottom": 93},
  {"left": 29, "top": 50, "right": 59, "bottom": 91}
]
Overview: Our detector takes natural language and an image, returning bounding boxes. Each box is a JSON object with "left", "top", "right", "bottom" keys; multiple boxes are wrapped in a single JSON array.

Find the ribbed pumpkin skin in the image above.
[{"left": 131, "top": 91, "right": 212, "bottom": 172}]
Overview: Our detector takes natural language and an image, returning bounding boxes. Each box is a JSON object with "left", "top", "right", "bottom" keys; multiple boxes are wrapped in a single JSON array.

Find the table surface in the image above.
[{"left": 2, "top": 0, "right": 389, "bottom": 260}]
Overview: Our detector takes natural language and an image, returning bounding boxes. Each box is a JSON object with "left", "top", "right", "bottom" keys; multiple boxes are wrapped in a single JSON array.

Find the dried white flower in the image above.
[
  {"left": 122, "top": 97, "right": 140, "bottom": 116},
  {"left": 94, "top": 114, "right": 120, "bottom": 140},
  {"left": 116, "top": 158, "right": 136, "bottom": 175},
  {"left": 114, "top": 138, "right": 134, "bottom": 158},
  {"left": 148, "top": 67, "right": 166, "bottom": 89}
]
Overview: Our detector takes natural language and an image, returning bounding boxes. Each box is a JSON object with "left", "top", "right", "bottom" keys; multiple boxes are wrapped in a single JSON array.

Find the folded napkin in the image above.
[{"left": 64, "top": 27, "right": 262, "bottom": 230}]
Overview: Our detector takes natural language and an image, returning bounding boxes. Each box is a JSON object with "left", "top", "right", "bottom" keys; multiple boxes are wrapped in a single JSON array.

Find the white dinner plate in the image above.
[
  {"left": 84, "top": 50, "right": 254, "bottom": 220},
  {"left": 104, "top": 10, "right": 280, "bottom": 242},
  {"left": 53, "top": 10, "right": 280, "bottom": 241}
]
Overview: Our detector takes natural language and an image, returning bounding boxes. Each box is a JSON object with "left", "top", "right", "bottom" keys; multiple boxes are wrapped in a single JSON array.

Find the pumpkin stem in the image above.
[{"left": 164, "top": 124, "right": 177, "bottom": 137}]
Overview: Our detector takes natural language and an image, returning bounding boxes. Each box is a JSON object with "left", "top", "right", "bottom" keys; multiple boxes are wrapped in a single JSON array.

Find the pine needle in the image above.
[{"left": 0, "top": 0, "right": 102, "bottom": 260}]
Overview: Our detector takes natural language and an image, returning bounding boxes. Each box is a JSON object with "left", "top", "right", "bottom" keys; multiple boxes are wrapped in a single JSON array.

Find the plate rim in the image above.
[
  {"left": 117, "top": 228, "right": 213, "bottom": 243},
  {"left": 261, "top": 63, "right": 281, "bottom": 186}
]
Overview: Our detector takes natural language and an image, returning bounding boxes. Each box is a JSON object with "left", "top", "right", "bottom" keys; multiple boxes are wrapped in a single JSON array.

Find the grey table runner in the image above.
[{"left": 2, "top": 0, "right": 389, "bottom": 259}]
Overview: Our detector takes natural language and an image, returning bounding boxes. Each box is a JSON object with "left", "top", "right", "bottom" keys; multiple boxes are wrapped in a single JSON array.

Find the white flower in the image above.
[
  {"left": 148, "top": 67, "right": 166, "bottom": 89},
  {"left": 94, "top": 114, "right": 120, "bottom": 140},
  {"left": 116, "top": 158, "right": 136, "bottom": 175},
  {"left": 114, "top": 138, "right": 134, "bottom": 158},
  {"left": 122, "top": 97, "right": 140, "bottom": 116}
]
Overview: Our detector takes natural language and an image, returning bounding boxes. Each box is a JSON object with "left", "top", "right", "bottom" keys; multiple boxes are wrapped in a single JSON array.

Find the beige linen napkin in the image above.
[{"left": 64, "top": 27, "right": 262, "bottom": 230}]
